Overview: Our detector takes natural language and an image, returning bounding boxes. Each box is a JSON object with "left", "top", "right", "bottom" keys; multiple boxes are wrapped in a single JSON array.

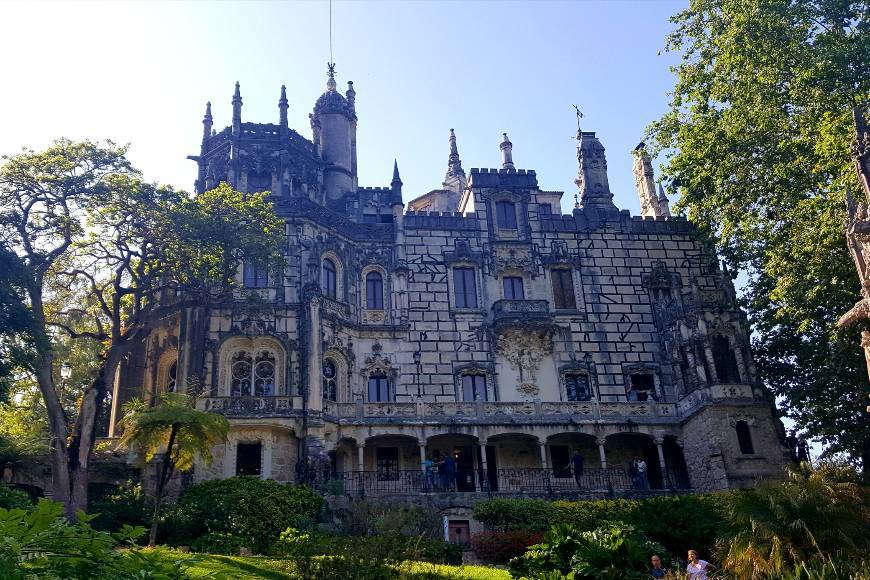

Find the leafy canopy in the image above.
[{"left": 647, "top": 0, "right": 870, "bottom": 463}]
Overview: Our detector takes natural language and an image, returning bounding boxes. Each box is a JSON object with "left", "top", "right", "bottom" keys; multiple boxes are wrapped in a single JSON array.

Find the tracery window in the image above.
[
  {"left": 564, "top": 373, "right": 592, "bottom": 402},
  {"left": 453, "top": 267, "right": 478, "bottom": 308},
  {"left": 323, "top": 359, "right": 338, "bottom": 402},
  {"left": 551, "top": 268, "right": 576, "bottom": 309},
  {"left": 230, "top": 350, "right": 275, "bottom": 396},
  {"left": 461, "top": 374, "right": 487, "bottom": 401},
  {"left": 495, "top": 201, "right": 517, "bottom": 229},
  {"left": 365, "top": 271, "right": 384, "bottom": 309},
  {"left": 166, "top": 361, "right": 178, "bottom": 393},
  {"left": 322, "top": 258, "right": 337, "bottom": 298},
  {"left": 367, "top": 372, "right": 392, "bottom": 402}
]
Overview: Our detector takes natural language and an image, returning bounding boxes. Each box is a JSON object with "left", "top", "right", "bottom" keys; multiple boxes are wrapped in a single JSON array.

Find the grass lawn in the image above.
[{"left": 147, "top": 548, "right": 511, "bottom": 579}]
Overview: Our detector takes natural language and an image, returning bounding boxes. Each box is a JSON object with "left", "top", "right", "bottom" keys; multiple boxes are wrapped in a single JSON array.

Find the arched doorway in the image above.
[
  {"left": 605, "top": 433, "right": 663, "bottom": 490},
  {"left": 426, "top": 433, "right": 481, "bottom": 492}
]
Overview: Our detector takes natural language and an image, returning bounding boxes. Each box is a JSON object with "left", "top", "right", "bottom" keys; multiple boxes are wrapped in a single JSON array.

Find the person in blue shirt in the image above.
[{"left": 650, "top": 554, "right": 667, "bottom": 578}]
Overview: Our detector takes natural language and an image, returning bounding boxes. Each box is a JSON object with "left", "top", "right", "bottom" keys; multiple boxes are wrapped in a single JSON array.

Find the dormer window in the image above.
[{"left": 495, "top": 201, "right": 517, "bottom": 229}]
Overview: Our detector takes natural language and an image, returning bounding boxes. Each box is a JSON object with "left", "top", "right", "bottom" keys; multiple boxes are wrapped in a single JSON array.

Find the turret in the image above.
[
  {"left": 311, "top": 63, "right": 356, "bottom": 201},
  {"left": 500, "top": 133, "right": 515, "bottom": 170},
  {"left": 278, "top": 85, "right": 288, "bottom": 137},
  {"left": 231, "top": 82, "right": 242, "bottom": 136},
  {"left": 202, "top": 101, "right": 213, "bottom": 144},
  {"left": 443, "top": 128, "right": 466, "bottom": 194},
  {"left": 574, "top": 129, "right": 616, "bottom": 210},
  {"left": 657, "top": 183, "right": 672, "bottom": 217},
  {"left": 632, "top": 142, "right": 662, "bottom": 217},
  {"left": 391, "top": 159, "right": 403, "bottom": 200}
]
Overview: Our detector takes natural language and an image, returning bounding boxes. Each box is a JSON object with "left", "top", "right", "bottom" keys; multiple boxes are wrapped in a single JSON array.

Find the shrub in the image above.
[
  {"left": 0, "top": 483, "right": 32, "bottom": 510},
  {"left": 162, "top": 476, "right": 323, "bottom": 553},
  {"left": 471, "top": 529, "right": 545, "bottom": 564},
  {"left": 329, "top": 498, "right": 442, "bottom": 538},
  {"left": 88, "top": 481, "right": 150, "bottom": 533},
  {"left": 509, "top": 523, "right": 670, "bottom": 579}
]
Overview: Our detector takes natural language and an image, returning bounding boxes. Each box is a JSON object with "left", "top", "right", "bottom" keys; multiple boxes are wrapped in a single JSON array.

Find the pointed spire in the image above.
[
  {"left": 446, "top": 129, "right": 464, "bottom": 177},
  {"left": 202, "top": 101, "right": 213, "bottom": 142},
  {"left": 232, "top": 81, "right": 242, "bottom": 136},
  {"left": 391, "top": 159, "right": 403, "bottom": 199},
  {"left": 392, "top": 159, "right": 401, "bottom": 184},
  {"left": 657, "top": 182, "right": 672, "bottom": 217},
  {"left": 500, "top": 133, "right": 515, "bottom": 170},
  {"left": 632, "top": 142, "right": 661, "bottom": 218},
  {"left": 279, "top": 85, "right": 288, "bottom": 131}
]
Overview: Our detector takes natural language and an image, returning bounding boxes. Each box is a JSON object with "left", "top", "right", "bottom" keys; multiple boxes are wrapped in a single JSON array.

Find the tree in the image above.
[
  {"left": 0, "top": 245, "right": 37, "bottom": 402},
  {"left": 0, "top": 139, "right": 284, "bottom": 517},
  {"left": 647, "top": 0, "right": 870, "bottom": 469},
  {"left": 119, "top": 392, "right": 229, "bottom": 547}
]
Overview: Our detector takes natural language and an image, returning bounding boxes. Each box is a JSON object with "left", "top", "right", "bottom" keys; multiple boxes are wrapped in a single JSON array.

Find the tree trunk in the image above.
[{"left": 149, "top": 423, "right": 179, "bottom": 547}]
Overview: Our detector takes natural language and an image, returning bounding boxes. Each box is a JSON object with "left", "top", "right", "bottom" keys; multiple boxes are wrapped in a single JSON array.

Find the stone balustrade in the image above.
[{"left": 198, "top": 395, "right": 301, "bottom": 417}]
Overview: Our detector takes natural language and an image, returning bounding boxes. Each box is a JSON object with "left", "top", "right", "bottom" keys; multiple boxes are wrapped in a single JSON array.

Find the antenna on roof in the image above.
[{"left": 329, "top": 0, "right": 334, "bottom": 65}]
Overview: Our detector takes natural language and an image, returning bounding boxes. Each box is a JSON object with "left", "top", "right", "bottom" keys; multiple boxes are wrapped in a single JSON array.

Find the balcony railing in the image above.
[
  {"left": 314, "top": 467, "right": 691, "bottom": 497},
  {"left": 198, "top": 396, "right": 301, "bottom": 417},
  {"left": 492, "top": 299, "right": 550, "bottom": 317}
]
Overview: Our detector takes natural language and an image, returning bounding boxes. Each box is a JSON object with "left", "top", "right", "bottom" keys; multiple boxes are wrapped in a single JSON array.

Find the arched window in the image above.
[
  {"left": 736, "top": 420, "right": 755, "bottom": 454},
  {"left": 230, "top": 350, "right": 275, "bottom": 396},
  {"left": 322, "top": 258, "right": 337, "bottom": 298},
  {"left": 461, "top": 374, "right": 487, "bottom": 401},
  {"left": 323, "top": 359, "right": 338, "bottom": 401},
  {"left": 166, "top": 361, "right": 178, "bottom": 393},
  {"left": 365, "top": 271, "right": 384, "bottom": 309},
  {"left": 564, "top": 373, "right": 592, "bottom": 401},
  {"left": 495, "top": 201, "right": 517, "bottom": 229},
  {"left": 367, "top": 372, "right": 392, "bottom": 402},
  {"left": 712, "top": 335, "right": 741, "bottom": 383}
]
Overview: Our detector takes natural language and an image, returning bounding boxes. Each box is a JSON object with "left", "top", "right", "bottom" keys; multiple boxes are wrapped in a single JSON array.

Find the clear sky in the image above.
[{"left": 0, "top": 0, "right": 685, "bottom": 214}]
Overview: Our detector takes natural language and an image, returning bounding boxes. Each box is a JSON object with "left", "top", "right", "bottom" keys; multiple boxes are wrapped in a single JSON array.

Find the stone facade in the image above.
[{"left": 110, "top": 69, "right": 788, "bottom": 499}]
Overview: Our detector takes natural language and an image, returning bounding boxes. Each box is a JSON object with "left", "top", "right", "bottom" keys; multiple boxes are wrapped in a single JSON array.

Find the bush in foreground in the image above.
[
  {"left": 470, "top": 529, "right": 545, "bottom": 564},
  {"left": 161, "top": 476, "right": 323, "bottom": 553}
]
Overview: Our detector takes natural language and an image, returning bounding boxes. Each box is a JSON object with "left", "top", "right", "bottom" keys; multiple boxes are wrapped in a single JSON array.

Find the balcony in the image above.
[
  {"left": 198, "top": 396, "right": 302, "bottom": 417},
  {"left": 491, "top": 299, "right": 553, "bottom": 331}
]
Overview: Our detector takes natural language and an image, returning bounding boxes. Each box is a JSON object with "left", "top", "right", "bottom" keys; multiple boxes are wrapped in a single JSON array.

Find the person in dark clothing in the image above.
[
  {"left": 650, "top": 554, "right": 667, "bottom": 578},
  {"left": 571, "top": 450, "right": 585, "bottom": 486},
  {"left": 443, "top": 453, "right": 457, "bottom": 491}
]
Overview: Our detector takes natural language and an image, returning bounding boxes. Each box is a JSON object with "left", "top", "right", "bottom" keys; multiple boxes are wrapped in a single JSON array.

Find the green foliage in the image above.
[
  {"left": 718, "top": 463, "right": 870, "bottom": 578},
  {"left": 471, "top": 530, "right": 545, "bottom": 564},
  {"left": 0, "top": 484, "right": 33, "bottom": 510},
  {"left": 509, "top": 523, "right": 669, "bottom": 580},
  {"left": 162, "top": 477, "right": 323, "bottom": 554},
  {"left": 473, "top": 493, "right": 730, "bottom": 558},
  {"left": 647, "top": 0, "right": 870, "bottom": 465},
  {"left": 329, "top": 498, "right": 443, "bottom": 538},
  {"left": 89, "top": 482, "right": 150, "bottom": 532}
]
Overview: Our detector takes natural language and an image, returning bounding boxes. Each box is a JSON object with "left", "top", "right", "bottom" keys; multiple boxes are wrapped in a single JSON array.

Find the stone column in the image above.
[
  {"left": 357, "top": 443, "right": 365, "bottom": 472},
  {"left": 654, "top": 436, "right": 668, "bottom": 488},
  {"left": 262, "top": 435, "right": 274, "bottom": 480},
  {"left": 538, "top": 441, "right": 548, "bottom": 470},
  {"left": 479, "top": 442, "right": 489, "bottom": 491},
  {"left": 597, "top": 438, "right": 608, "bottom": 469},
  {"left": 307, "top": 297, "right": 323, "bottom": 411},
  {"left": 419, "top": 442, "right": 427, "bottom": 472},
  {"left": 224, "top": 437, "right": 236, "bottom": 478}
]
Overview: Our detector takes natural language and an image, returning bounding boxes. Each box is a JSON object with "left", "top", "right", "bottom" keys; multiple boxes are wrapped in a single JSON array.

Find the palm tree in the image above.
[
  {"left": 718, "top": 463, "right": 870, "bottom": 578},
  {"left": 119, "top": 392, "right": 229, "bottom": 546}
]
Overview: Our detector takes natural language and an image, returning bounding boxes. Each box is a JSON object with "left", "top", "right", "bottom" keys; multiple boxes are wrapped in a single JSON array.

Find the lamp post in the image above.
[{"left": 413, "top": 351, "right": 422, "bottom": 398}]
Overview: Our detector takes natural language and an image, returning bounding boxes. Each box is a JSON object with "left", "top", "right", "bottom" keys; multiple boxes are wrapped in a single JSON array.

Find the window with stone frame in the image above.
[
  {"left": 550, "top": 268, "right": 577, "bottom": 309},
  {"left": 323, "top": 358, "right": 338, "bottom": 401},
  {"left": 365, "top": 271, "right": 384, "bottom": 309},
  {"left": 735, "top": 420, "right": 755, "bottom": 454},
  {"left": 460, "top": 373, "right": 487, "bottom": 402},
  {"left": 711, "top": 335, "right": 741, "bottom": 383},
  {"left": 627, "top": 373, "right": 655, "bottom": 401},
  {"left": 495, "top": 200, "right": 518, "bottom": 229},
  {"left": 367, "top": 372, "right": 392, "bottom": 402},
  {"left": 322, "top": 258, "right": 338, "bottom": 298},
  {"left": 230, "top": 350, "right": 276, "bottom": 396},
  {"left": 502, "top": 276, "right": 525, "bottom": 300},
  {"left": 564, "top": 372, "right": 593, "bottom": 402},
  {"left": 236, "top": 442, "right": 262, "bottom": 476},
  {"left": 244, "top": 262, "right": 268, "bottom": 288},
  {"left": 453, "top": 267, "right": 478, "bottom": 308}
]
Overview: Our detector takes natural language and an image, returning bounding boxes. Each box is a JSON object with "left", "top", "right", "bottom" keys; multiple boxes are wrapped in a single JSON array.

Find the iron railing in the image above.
[{"left": 314, "top": 467, "right": 692, "bottom": 497}]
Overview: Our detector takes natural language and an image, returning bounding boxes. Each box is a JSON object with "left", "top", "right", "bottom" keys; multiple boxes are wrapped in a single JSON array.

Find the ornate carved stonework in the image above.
[{"left": 496, "top": 329, "right": 553, "bottom": 399}]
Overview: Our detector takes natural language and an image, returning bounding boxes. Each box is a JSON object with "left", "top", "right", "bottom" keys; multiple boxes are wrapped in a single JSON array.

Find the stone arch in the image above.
[
  {"left": 155, "top": 348, "right": 179, "bottom": 394},
  {"left": 322, "top": 348, "right": 350, "bottom": 402},
  {"left": 605, "top": 432, "right": 663, "bottom": 490},
  {"left": 217, "top": 336, "right": 286, "bottom": 397}
]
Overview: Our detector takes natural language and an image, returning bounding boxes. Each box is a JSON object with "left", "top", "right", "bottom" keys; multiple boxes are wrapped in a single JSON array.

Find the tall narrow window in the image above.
[
  {"left": 495, "top": 201, "right": 517, "bottom": 229},
  {"left": 502, "top": 276, "right": 525, "bottom": 300},
  {"left": 712, "top": 335, "right": 740, "bottom": 383},
  {"left": 461, "top": 374, "right": 487, "bottom": 401},
  {"left": 366, "top": 271, "right": 384, "bottom": 309},
  {"left": 323, "top": 359, "right": 338, "bottom": 401},
  {"left": 244, "top": 262, "right": 268, "bottom": 288},
  {"left": 453, "top": 267, "right": 478, "bottom": 308},
  {"left": 166, "top": 361, "right": 178, "bottom": 393},
  {"left": 564, "top": 374, "right": 592, "bottom": 401},
  {"left": 367, "top": 372, "right": 391, "bottom": 402},
  {"left": 230, "top": 351, "right": 253, "bottom": 397},
  {"left": 253, "top": 351, "right": 275, "bottom": 396},
  {"left": 736, "top": 421, "right": 755, "bottom": 454},
  {"left": 322, "top": 258, "right": 337, "bottom": 298},
  {"left": 551, "top": 269, "right": 576, "bottom": 309}
]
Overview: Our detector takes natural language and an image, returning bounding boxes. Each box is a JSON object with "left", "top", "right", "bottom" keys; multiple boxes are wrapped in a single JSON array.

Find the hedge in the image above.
[{"left": 472, "top": 493, "right": 734, "bottom": 557}]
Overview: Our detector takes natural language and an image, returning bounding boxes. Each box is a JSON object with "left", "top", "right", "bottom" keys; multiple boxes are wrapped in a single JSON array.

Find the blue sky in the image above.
[{"left": 0, "top": 0, "right": 685, "bottom": 214}]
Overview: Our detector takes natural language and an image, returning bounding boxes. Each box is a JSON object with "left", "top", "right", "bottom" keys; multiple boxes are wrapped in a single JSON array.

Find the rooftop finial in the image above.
[
  {"left": 391, "top": 159, "right": 403, "bottom": 198},
  {"left": 279, "top": 85, "right": 289, "bottom": 132},
  {"left": 573, "top": 104, "right": 584, "bottom": 138},
  {"left": 446, "top": 128, "right": 464, "bottom": 177},
  {"left": 202, "top": 101, "right": 213, "bottom": 143},
  {"left": 346, "top": 80, "right": 355, "bottom": 111},
  {"left": 392, "top": 159, "right": 402, "bottom": 185},
  {"left": 500, "top": 133, "right": 515, "bottom": 170},
  {"left": 326, "top": 62, "right": 337, "bottom": 91},
  {"left": 232, "top": 82, "right": 242, "bottom": 136},
  {"left": 657, "top": 182, "right": 672, "bottom": 217}
]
